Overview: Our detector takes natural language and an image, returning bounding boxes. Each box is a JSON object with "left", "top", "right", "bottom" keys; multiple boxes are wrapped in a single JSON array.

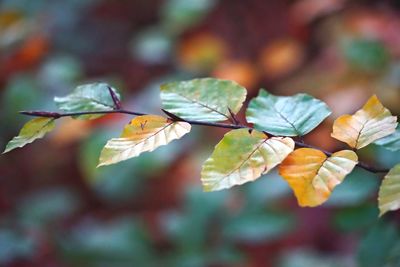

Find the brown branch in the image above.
[
  {"left": 107, "top": 86, "right": 122, "bottom": 109},
  {"left": 19, "top": 109, "right": 390, "bottom": 174}
]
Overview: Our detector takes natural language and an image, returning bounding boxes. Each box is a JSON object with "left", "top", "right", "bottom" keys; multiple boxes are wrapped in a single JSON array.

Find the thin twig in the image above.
[
  {"left": 107, "top": 86, "right": 122, "bottom": 109},
  {"left": 19, "top": 109, "right": 390, "bottom": 174},
  {"left": 228, "top": 107, "right": 240, "bottom": 125}
]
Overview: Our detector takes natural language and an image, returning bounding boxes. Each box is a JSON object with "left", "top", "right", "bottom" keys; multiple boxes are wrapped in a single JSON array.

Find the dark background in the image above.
[{"left": 0, "top": 0, "right": 400, "bottom": 266}]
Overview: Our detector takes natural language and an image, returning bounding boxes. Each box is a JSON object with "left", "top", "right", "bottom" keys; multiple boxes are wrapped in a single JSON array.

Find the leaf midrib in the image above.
[
  {"left": 209, "top": 138, "right": 268, "bottom": 189},
  {"left": 173, "top": 91, "right": 230, "bottom": 120}
]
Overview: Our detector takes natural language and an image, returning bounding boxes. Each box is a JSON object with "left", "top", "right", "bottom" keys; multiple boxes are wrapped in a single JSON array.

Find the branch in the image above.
[
  {"left": 19, "top": 109, "right": 390, "bottom": 174},
  {"left": 107, "top": 86, "right": 122, "bottom": 109}
]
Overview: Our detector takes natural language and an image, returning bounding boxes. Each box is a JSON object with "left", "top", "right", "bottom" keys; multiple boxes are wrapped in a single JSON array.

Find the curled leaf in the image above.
[
  {"left": 3, "top": 118, "right": 55, "bottom": 153},
  {"left": 246, "top": 89, "right": 331, "bottom": 136},
  {"left": 378, "top": 164, "right": 400, "bottom": 216},
  {"left": 279, "top": 148, "right": 358, "bottom": 207},
  {"left": 160, "top": 78, "right": 247, "bottom": 122},
  {"left": 201, "top": 128, "right": 294, "bottom": 192},
  {"left": 331, "top": 95, "right": 398, "bottom": 149},
  {"left": 98, "top": 115, "right": 191, "bottom": 166},
  {"left": 54, "top": 83, "right": 120, "bottom": 120}
]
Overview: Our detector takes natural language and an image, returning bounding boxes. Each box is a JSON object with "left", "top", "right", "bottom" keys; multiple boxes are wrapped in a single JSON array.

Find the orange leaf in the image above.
[{"left": 279, "top": 148, "right": 358, "bottom": 207}]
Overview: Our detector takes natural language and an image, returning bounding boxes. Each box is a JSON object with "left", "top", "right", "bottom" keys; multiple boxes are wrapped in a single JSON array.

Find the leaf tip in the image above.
[{"left": 96, "top": 162, "right": 105, "bottom": 168}]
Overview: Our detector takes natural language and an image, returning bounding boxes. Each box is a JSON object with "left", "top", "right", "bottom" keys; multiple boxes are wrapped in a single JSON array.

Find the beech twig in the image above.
[{"left": 19, "top": 109, "right": 390, "bottom": 174}]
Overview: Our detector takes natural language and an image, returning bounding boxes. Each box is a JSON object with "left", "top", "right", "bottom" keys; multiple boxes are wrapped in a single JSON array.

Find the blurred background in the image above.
[{"left": 0, "top": 0, "right": 400, "bottom": 266}]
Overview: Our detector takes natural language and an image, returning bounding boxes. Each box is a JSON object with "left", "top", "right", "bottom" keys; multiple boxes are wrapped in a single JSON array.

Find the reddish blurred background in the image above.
[{"left": 0, "top": 0, "right": 400, "bottom": 266}]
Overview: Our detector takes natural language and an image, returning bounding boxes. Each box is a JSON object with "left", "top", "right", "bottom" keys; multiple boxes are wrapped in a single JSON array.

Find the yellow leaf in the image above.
[
  {"left": 378, "top": 164, "right": 400, "bottom": 216},
  {"left": 3, "top": 118, "right": 55, "bottom": 153},
  {"left": 98, "top": 115, "right": 191, "bottom": 167},
  {"left": 331, "top": 95, "right": 398, "bottom": 149},
  {"left": 279, "top": 148, "right": 358, "bottom": 207},
  {"left": 201, "top": 129, "right": 294, "bottom": 192}
]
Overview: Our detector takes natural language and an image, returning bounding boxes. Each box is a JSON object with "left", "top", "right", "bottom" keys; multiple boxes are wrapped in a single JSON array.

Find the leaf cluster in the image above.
[{"left": 4, "top": 78, "right": 400, "bottom": 216}]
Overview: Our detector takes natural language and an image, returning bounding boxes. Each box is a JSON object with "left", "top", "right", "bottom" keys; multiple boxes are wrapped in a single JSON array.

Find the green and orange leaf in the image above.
[
  {"left": 279, "top": 148, "right": 358, "bottom": 207},
  {"left": 3, "top": 117, "right": 55, "bottom": 153},
  {"left": 201, "top": 128, "right": 294, "bottom": 192}
]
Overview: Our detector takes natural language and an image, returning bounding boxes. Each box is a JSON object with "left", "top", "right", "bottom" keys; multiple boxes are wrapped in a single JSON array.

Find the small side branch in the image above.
[{"left": 108, "top": 86, "right": 122, "bottom": 109}]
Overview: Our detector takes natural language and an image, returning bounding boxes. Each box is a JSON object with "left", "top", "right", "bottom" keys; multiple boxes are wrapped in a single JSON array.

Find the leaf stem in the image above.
[
  {"left": 107, "top": 86, "right": 122, "bottom": 109},
  {"left": 19, "top": 109, "right": 389, "bottom": 174}
]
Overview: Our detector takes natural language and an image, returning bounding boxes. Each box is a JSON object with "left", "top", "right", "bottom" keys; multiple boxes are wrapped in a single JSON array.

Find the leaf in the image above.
[
  {"left": 3, "top": 118, "right": 55, "bottom": 153},
  {"left": 378, "top": 164, "right": 400, "bottom": 216},
  {"left": 246, "top": 89, "right": 331, "bottom": 136},
  {"left": 201, "top": 128, "right": 295, "bottom": 192},
  {"left": 160, "top": 78, "right": 247, "bottom": 122},
  {"left": 357, "top": 222, "right": 399, "bottom": 267},
  {"left": 374, "top": 125, "right": 400, "bottom": 151},
  {"left": 331, "top": 95, "right": 398, "bottom": 149},
  {"left": 54, "top": 83, "right": 120, "bottom": 120},
  {"left": 325, "top": 168, "right": 379, "bottom": 207},
  {"left": 279, "top": 148, "right": 358, "bottom": 207},
  {"left": 343, "top": 39, "right": 390, "bottom": 73},
  {"left": 98, "top": 115, "right": 191, "bottom": 167},
  {"left": 223, "top": 211, "right": 294, "bottom": 243}
]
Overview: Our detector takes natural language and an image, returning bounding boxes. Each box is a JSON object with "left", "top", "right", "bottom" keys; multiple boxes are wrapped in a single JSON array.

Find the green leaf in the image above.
[
  {"left": 54, "top": 83, "right": 120, "bottom": 119},
  {"left": 98, "top": 115, "right": 191, "bottom": 167},
  {"left": 333, "top": 204, "right": 378, "bottom": 232},
  {"left": 374, "top": 125, "right": 400, "bottom": 151},
  {"left": 58, "top": 218, "right": 155, "bottom": 266},
  {"left": 326, "top": 168, "right": 379, "bottom": 207},
  {"left": 357, "top": 222, "right": 399, "bottom": 267},
  {"left": 378, "top": 163, "right": 400, "bottom": 216},
  {"left": 3, "top": 118, "right": 55, "bottom": 153},
  {"left": 201, "top": 129, "right": 294, "bottom": 192},
  {"left": 223, "top": 211, "right": 294, "bottom": 243},
  {"left": 246, "top": 89, "right": 331, "bottom": 136},
  {"left": 343, "top": 39, "right": 390, "bottom": 73},
  {"left": 160, "top": 78, "right": 247, "bottom": 122}
]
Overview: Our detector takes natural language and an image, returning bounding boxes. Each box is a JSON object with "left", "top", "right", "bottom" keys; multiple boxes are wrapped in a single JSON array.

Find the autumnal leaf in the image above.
[
  {"left": 160, "top": 78, "right": 247, "bottom": 122},
  {"left": 259, "top": 38, "right": 304, "bottom": 79},
  {"left": 374, "top": 125, "right": 400, "bottom": 151},
  {"left": 98, "top": 115, "right": 191, "bottom": 167},
  {"left": 279, "top": 148, "right": 358, "bottom": 207},
  {"left": 54, "top": 83, "right": 120, "bottom": 120},
  {"left": 331, "top": 95, "right": 398, "bottom": 149},
  {"left": 378, "top": 164, "right": 400, "bottom": 216},
  {"left": 212, "top": 60, "right": 259, "bottom": 89},
  {"left": 246, "top": 89, "right": 331, "bottom": 136},
  {"left": 201, "top": 129, "right": 294, "bottom": 192},
  {"left": 3, "top": 118, "right": 55, "bottom": 153},
  {"left": 177, "top": 33, "right": 227, "bottom": 72}
]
